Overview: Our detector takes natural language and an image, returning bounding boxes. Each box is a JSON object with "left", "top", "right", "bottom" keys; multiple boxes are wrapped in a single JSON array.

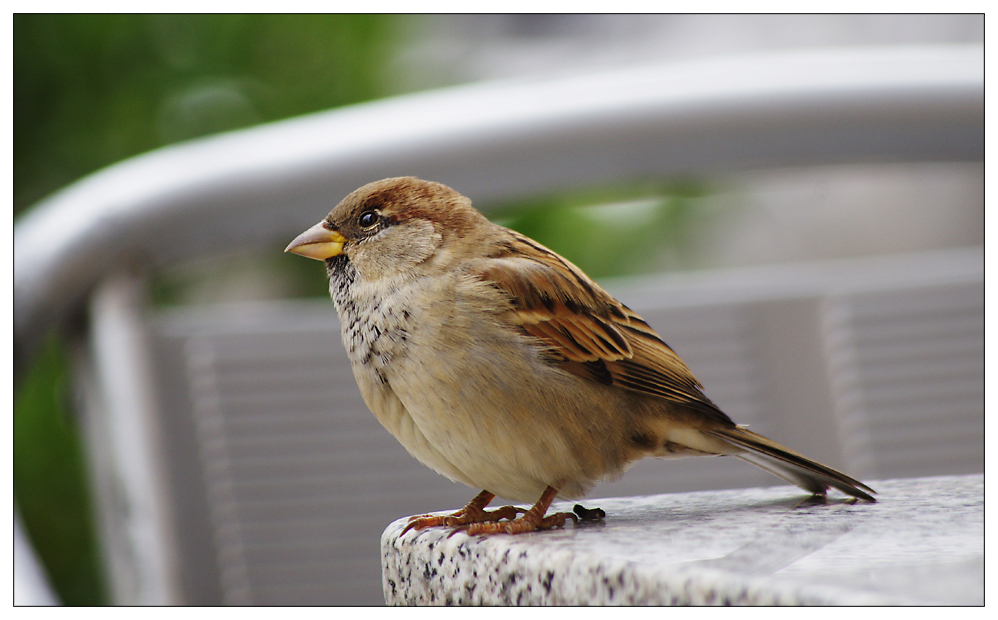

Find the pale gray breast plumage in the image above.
[{"left": 328, "top": 255, "right": 407, "bottom": 381}]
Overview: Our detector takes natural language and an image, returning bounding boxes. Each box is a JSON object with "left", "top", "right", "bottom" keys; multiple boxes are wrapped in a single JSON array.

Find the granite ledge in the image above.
[{"left": 381, "top": 474, "right": 983, "bottom": 605}]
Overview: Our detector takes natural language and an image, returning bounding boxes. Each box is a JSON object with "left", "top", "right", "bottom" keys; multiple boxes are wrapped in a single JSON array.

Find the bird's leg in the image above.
[
  {"left": 459, "top": 485, "right": 578, "bottom": 536},
  {"left": 401, "top": 490, "right": 523, "bottom": 534}
]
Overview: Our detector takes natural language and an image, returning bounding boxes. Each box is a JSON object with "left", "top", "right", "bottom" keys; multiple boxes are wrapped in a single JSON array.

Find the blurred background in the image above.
[{"left": 14, "top": 14, "right": 982, "bottom": 606}]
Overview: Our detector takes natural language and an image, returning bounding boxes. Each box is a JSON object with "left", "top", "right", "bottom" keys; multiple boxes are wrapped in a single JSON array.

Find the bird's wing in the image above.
[
  {"left": 474, "top": 231, "right": 733, "bottom": 424},
  {"left": 473, "top": 230, "right": 876, "bottom": 502}
]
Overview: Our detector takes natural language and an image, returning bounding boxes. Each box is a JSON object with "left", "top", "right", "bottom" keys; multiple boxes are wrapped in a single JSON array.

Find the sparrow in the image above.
[{"left": 286, "top": 177, "right": 875, "bottom": 536}]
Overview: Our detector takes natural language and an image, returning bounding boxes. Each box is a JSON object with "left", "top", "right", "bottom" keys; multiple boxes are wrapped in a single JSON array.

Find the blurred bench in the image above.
[{"left": 14, "top": 45, "right": 983, "bottom": 605}]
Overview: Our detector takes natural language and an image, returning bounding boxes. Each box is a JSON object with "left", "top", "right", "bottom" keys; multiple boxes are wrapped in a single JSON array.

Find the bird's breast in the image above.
[
  {"left": 327, "top": 265, "right": 637, "bottom": 502},
  {"left": 329, "top": 262, "right": 415, "bottom": 387}
]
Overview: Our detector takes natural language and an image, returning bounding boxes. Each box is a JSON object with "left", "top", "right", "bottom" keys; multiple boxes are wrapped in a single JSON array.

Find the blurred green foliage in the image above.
[
  {"left": 14, "top": 14, "right": 396, "bottom": 215},
  {"left": 14, "top": 14, "right": 399, "bottom": 604},
  {"left": 14, "top": 335, "right": 106, "bottom": 605}
]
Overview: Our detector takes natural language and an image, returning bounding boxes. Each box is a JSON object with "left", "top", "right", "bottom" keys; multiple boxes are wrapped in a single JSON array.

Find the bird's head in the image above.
[{"left": 285, "top": 176, "right": 491, "bottom": 281}]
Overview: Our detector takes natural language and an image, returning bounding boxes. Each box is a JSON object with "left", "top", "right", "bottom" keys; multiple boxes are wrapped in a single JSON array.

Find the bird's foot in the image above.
[
  {"left": 454, "top": 510, "right": 578, "bottom": 536},
  {"left": 401, "top": 490, "right": 524, "bottom": 535},
  {"left": 450, "top": 485, "right": 579, "bottom": 536},
  {"left": 403, "top": 505, "right": 523, "bottom": 534}
]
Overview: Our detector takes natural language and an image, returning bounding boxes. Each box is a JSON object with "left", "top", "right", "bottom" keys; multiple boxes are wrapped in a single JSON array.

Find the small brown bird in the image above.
[{"left": 286, "top": 177, "right": 875, "bottom": 535}]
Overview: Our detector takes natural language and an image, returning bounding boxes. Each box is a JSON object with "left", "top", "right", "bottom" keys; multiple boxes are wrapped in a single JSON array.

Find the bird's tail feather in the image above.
[{"left": 705, "top": 426, "right": 876, "bottom": 502}]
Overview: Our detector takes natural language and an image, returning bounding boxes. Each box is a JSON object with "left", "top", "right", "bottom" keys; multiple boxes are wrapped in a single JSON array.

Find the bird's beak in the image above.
[{"left": 285, "top": 222, "right": 348, "bottom": 260}]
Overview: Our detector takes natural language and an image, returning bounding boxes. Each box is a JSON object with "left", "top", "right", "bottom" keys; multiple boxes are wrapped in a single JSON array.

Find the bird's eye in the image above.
[{"left": 358, "top": 210, "right": 378, "bottom": 228}]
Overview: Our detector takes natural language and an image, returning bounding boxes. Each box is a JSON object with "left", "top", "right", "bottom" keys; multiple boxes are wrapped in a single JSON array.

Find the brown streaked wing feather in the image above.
[{"left": 475, "top": 231, "right": 733, "bottom": 425}]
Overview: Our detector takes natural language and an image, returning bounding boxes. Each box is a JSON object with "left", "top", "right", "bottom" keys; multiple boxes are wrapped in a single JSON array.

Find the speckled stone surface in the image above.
[{"left": 381, "top": 474, "right": 982, "bottom": 605}]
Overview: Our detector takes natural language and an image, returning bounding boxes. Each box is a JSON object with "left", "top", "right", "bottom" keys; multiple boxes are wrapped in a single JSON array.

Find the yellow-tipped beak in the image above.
[{"left": 285, "top": 222, "right": 347, "bottom": 260}]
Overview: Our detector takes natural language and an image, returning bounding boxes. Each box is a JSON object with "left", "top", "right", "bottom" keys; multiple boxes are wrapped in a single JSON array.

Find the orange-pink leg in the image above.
[
  {"left": 401, "top": 490, "right": 522, "bottom": 535},
  {"left": 458, "top": 485, "right": 578, "bottom": 536}
]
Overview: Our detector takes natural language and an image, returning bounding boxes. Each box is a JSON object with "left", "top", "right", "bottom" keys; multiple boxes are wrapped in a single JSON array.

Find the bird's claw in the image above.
[
  {"left": 455, "top": 510, "right": 579, "bottom": 536},
  {"left": 402, "top": 504, "right": 525, "bottom": 535}
]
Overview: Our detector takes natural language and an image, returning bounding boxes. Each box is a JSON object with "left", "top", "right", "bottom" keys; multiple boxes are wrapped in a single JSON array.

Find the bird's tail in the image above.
[{"left": 704, "top": 425, "right": 876, "bottom": 502}]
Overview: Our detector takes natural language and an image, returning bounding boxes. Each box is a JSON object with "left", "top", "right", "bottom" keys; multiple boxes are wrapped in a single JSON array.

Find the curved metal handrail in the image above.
[{"left": 13, "top": 44, "right": 983, "bottom": 371}]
